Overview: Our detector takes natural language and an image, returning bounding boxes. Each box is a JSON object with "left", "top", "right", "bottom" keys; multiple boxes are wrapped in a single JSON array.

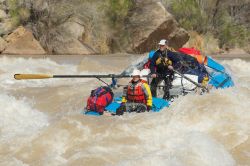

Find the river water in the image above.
[{"left": 0, "top": 55, "right": 249, "bottom": 166}]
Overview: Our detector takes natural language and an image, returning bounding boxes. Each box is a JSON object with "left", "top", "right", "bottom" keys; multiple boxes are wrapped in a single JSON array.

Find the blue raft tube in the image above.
[{"left": 206, "top": 56, "right": 234, "bottom": 88}]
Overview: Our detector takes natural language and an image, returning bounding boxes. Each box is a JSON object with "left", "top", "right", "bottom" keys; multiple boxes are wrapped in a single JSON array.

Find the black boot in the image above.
[
  {"left": 135, "top": 105, "right": 147, "bottom": 113},
  {"left": 116, "top": 105, "right": 126, "bottom": 116}
]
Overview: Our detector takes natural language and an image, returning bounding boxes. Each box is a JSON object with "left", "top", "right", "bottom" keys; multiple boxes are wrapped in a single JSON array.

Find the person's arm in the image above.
[
  {"left": 150, "top": 52, "right": 158, "bottom": 74},
  {"left": 141, "top": 83, "right": 153, "bottom": 109}
]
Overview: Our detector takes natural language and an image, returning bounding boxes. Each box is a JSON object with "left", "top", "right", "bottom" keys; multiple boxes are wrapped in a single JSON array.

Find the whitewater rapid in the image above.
[{"left": 0, "top": 55, "right": 249, "bottom": 166}]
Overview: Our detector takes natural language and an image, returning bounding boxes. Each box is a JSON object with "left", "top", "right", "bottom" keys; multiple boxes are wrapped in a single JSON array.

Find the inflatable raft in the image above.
[{"left": 85, "top": 48, "right": 234, "bottom": 116}]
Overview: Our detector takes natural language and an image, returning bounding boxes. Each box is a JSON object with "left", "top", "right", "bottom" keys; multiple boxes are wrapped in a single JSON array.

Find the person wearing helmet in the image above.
[
  {"left": 150, "top": 39, "right": 178, "bottom": 100},
  {"left": 116, "top": 69, "right": 152, "bottom": 115}
]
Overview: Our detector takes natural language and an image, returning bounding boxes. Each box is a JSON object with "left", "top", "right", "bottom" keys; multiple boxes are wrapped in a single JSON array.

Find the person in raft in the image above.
[
  {"left": 116, "top": 69, "right": 153, "bottom": 115},
  {"left": 150, "top": 39, "right": 177, "bottom": 100}
]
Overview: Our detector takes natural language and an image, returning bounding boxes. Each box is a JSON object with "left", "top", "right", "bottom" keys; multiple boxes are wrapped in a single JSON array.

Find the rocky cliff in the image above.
[{"left": 0, "top": 0, "right": 189, "bottom": 55}]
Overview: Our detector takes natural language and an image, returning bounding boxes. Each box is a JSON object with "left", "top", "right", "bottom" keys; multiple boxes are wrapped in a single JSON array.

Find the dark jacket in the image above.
[
  {"left": 150, "top": 49, "right": 178, "bottom": 75},
  {"left": 150, "top": 49, "right": 208, "bottom": 83}
]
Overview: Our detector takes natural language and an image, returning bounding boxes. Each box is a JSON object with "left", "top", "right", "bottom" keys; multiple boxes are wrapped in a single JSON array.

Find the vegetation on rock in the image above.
[
  {"left": 7, "top": 0, "right": 30, "bottom": 26},
  {"left": 166, "top": 0, "right": 250, "bottom": 51}
]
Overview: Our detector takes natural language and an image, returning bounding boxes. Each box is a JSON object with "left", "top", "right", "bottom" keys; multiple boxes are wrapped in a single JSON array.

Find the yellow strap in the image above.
[
  {"left": 167, "top": 59, "right": 172, "bottom": 65},
  {"left": 121, "top": 96, "right": 127, "bottom": 103},
  {"left": 156, "top": 57, "right": 172, "bottom": 67},
  {"left": 202, "top": 76, "right": 209, "bottom": 86},
  {"left": 156, "top": 57, "right": 162, "bottom": 65}
]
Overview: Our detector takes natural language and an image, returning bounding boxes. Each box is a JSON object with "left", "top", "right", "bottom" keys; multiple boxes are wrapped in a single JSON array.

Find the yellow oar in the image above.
[
  {"left": 14, "top": 74, "right": 136, "bottom": 80},
  {"left": 14, "top": 74, "right": 53, "bottom": 80}
]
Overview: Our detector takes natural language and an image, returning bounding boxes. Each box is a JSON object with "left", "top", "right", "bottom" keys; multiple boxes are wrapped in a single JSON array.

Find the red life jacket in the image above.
[
  {"left": 86, "top": 86, "right": 113, "bottom": 114},
  {"left": 127, "top": 79, "right": 147, "bottom": 104}
]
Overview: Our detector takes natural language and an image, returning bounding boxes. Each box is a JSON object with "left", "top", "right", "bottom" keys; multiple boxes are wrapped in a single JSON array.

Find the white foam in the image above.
[
  {"left": 0, "top": 93, "right": 49, "bottom": 142},
  {"left": 0, "top": 56, "right": 92, "bottom": 89},
  {"left": 116, "top": 132, "right": 235, "bottom": 166},
  {"left": 0, "top": 157, "right": 29, "bottom": 166},
  {"left": 222, "top": 59, "right": 250, "bottom": 76}
]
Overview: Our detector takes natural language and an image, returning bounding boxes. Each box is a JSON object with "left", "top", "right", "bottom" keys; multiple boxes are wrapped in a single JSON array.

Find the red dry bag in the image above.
[{"left": 86, "top": 86, "right": 114, "bottom": 114}]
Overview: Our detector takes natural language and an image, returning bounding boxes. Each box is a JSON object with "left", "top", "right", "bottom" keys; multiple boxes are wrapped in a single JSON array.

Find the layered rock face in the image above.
[
  {"left": 3, "top": 26, "right": 46, "bottom": 55},
  {"left": 124, "top": 0, "right": 189, "bottom": 53},
  {"left": 40, "top": 18, "right": 95, "bottom": 55}
]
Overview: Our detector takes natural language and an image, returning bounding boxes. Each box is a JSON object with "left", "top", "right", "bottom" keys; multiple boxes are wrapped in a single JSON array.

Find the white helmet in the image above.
[
  {"left": 158, "top": 39, "right": 168, "bottom": 45},
  {"left": 131, "top": 69, "right": 141, "bottom": 76}
]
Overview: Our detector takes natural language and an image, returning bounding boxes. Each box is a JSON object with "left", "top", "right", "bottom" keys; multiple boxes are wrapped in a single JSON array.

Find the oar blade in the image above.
[{"left": 14, "top": 74, "right": 53, "bottom": 80}]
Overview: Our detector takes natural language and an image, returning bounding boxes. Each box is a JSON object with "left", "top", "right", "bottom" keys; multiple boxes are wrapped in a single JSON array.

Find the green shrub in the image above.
[
  {"left": 106, "top": 0, "right": 134, "bottom": 27},
  {"left": 215, "top": 9, "right": 250, "bottom": 48},
  {"left": 7, "top": 0, "right": 30, "bottom": 26},
  {"left": 171, "top": 0, "right": 209, "bottom": 33},
  {"left": 169, "top": 0, "right": 250, "bottom": 49}
]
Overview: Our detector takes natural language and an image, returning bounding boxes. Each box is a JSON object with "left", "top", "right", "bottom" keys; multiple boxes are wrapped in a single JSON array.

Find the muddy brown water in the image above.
[{"left": 0, "top": 54, "right": 249, "bottom": 166}]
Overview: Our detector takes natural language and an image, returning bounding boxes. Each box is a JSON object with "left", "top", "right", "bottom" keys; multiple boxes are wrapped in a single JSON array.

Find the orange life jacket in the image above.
[{"left": 127, "top": 79, "right": 147, "bottom": 104}]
